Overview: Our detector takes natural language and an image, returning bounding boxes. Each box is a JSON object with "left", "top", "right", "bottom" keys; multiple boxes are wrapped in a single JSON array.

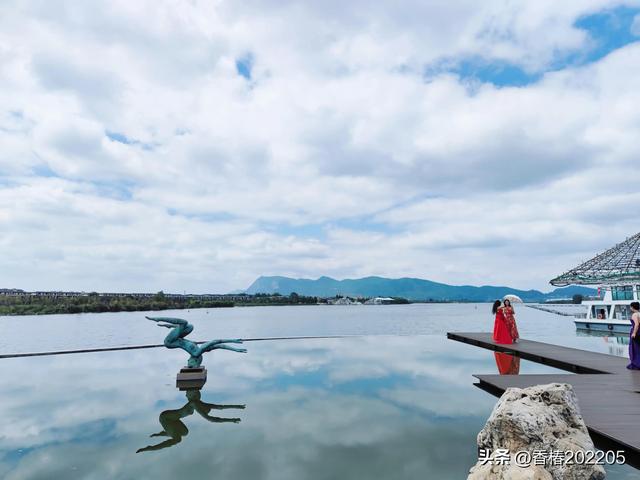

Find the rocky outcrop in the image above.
[{"left": 468, "top": 383, "right": 605, "bottom": 480}]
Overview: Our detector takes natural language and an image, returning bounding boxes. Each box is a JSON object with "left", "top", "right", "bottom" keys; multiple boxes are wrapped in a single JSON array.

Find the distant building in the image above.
[
  {"left": 364, "top": 297, "right": 396, "bottom": 305},
  {"left": 0, "top": 288, "right": 24, "bottom": 295},
  {"left": 327, "top": 296, "right": 362, "bottom": 305}
]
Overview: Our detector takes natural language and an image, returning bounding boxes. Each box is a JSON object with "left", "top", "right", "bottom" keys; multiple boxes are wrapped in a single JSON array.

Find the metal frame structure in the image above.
[{"left": 550, "top": 232, "right": 640, "bottom": 286}]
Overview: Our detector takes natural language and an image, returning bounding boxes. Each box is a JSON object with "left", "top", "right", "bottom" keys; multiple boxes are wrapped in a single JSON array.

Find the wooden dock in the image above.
[{"left": 447, "top": 332, "right": 640, "bottom": 468}]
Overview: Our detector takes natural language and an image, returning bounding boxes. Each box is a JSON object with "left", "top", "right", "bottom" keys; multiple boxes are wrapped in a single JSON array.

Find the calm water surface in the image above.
[{"left": 0, "top": 304, "right": 636, "bottom": 479}]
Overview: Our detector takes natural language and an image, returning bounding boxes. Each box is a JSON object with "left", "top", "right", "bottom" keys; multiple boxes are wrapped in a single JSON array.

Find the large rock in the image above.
[{"left": 468, "top": 383, "right": 605, "bottom": 480}]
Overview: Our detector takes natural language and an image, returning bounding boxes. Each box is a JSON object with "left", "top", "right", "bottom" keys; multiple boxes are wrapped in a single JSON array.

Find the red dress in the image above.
[
  {"left": 503, "top": 306, "right": 519, "bottom": 342},
  {"left": 494, "top": 352, "right": 520, "bottom": 374},
  {"left": 493, "top": 308, "right": 513, "bottom": 344}
]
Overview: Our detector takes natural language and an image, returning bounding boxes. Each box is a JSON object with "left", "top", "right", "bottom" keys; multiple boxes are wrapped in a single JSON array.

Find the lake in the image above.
[{"left": 0, "top": 304, "right": 636, "bottom": 479}]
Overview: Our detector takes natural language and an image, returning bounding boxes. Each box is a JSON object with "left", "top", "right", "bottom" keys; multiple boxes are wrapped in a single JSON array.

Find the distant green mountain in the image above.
[{"left": 244, "top": 276, "right": 596, "bottom": 302}]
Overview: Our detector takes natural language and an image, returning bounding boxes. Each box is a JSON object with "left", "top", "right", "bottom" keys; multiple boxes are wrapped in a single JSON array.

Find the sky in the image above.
[{"left": 1, "top": 0, "right": 640, "bottom": 293}]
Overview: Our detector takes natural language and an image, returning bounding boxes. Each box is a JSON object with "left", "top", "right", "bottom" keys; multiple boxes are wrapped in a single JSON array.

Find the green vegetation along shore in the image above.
[
  {"left": 0, "top": 291, "right": 320, "bottom": 315},
  {"left": 0, "top": 292, "right": 234, "bottom": 315},
  {"left": 0, "top": 290, "right": 413, "bottom": 316}
]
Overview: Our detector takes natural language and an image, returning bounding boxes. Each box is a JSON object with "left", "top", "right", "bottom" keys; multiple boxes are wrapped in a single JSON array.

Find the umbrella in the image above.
[{"left": 503, "top": 294, "right": 523, "bottom": 303}]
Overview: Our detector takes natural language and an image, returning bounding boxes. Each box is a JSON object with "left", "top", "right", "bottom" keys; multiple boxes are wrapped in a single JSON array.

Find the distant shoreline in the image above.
[
  {"left": 0, "top": 288, "right": 584, "bottom": 316},
  {"left": 0, "top": 300, "right": 581, "bottom": 317},
  {"left": 0, "top": 291, "right": 318, "bottom": 316},
  {"left": 0, "top": 292, "right": 487, "bottom": 316}
]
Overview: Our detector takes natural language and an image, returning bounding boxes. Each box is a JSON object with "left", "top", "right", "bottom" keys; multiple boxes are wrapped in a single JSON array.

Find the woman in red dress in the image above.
[
  {"left": 501, "top": 299, "right": 519, "bottom": 343},
  {"left": 492, "top": 300, "right": 513, "bottom": 344}
]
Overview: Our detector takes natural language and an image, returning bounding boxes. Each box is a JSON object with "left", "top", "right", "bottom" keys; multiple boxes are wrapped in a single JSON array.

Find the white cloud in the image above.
[{"left": 0, "top": 0, "right": 640, "bottom": 292}]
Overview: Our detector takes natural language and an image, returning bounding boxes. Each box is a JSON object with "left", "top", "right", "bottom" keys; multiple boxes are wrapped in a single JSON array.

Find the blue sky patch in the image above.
[
  {"left": 91, "top": 180, "right": 134, "bottom": 201},
  {"left": 105, "top": 130, "right": 155, "bottom": 151},
  {"left": 333, "top": 217, "right": 400, "bottom": 235},
  {"left": 266, "top": 222, "right": 326, "bottom": 239},
  {"left": 167, "top": 209, "right": 237, "bottom": 222},
  {"left": 235, "top": 53, "right": 254, "bottom": 80},
  {"left": 105, "top": 130, "right": 132, "bottom": 144},
  {"left": 449, "top": 59, "right": 540, "bottom": 88},
  {"left": 431, "top": 6, "right": 640, "bottom": 88},
  {"left": 32, "top": 164, "right": 59, "bottom": 178},
  {"left": 575, "top": 6, "right": 640, "bottom": 64}
]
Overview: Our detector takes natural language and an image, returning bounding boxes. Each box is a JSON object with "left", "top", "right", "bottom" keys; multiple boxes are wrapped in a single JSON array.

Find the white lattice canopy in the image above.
[{"left": 550, "top": 232, "right": 640, "bottom": 286}]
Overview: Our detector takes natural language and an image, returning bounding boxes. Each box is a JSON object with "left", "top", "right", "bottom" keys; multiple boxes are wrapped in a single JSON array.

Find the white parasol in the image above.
[{"left": 502, "top": 294, "right": 523, "bottom": 303}]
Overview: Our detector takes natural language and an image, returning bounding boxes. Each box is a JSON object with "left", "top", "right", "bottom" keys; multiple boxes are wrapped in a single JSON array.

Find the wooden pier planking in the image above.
[
  {"left": 447, "top": 332, "right": 627, "bottom": 373},
  {"left": 447, "top": 332, "right": 640, "bottom": 467}
]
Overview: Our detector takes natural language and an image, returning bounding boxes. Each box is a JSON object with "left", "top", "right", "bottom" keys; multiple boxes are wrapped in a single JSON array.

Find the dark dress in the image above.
[{"left": 627, "top": 314, "right": 640, "bottom": 370}]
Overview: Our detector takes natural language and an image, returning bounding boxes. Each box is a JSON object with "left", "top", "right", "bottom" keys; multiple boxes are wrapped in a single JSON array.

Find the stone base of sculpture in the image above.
[{"left": 176, "top": 366, "right": 208, "bottom": 391}]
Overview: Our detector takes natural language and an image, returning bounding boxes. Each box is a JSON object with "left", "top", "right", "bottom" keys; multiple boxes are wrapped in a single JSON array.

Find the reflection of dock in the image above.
[
  {"left": 447, "top": 332, "right": 640, "bottom": 467},
  {"left": 525, "top": 304, "right": 576, "bottom": 317}
]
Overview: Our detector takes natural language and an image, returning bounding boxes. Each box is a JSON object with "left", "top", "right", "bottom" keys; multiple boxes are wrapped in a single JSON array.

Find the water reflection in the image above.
[
  {"left": 137, "top": 390, "right": 245, "bottom": 453},
  {"left": 0, "top": 303, "right": 580, "bottom": 354},
  {"left": 576, "top": 330, "right": 630, "bottom": 357},
  {"left": 493, "top": 352, "right": 520, "bottom": 375},
  {"left": 0, "top": 336, "right": 637, "bottom": 479}
]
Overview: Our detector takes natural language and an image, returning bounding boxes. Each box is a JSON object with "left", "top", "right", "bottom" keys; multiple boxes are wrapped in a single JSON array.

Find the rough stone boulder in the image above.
[{"left": 468, "top": 383, "right": 606, "bottom": 480}]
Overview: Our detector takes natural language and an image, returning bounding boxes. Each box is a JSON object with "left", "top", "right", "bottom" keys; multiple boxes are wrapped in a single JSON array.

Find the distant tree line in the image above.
[
  {"left": 0, "top": 291, "right": 234, "bottom": 315},
  {"left": 387, "top": 297, "right": 410, "bottom": 304},
  {"left": 0, "top": 290, "right": 414, "bottom": 316},
  {"left": 242, "top": 292, "right": 319, "bottom": 305}
]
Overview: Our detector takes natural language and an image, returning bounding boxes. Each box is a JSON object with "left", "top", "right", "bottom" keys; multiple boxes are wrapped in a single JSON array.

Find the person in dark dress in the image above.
[{"left": 628, "top": 302, "right": 640, "bottom": 370}]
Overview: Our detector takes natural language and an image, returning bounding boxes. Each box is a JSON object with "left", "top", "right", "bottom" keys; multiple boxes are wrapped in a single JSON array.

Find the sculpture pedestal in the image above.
[{"left": 176, "top": 366, "right": 207, "bottom": 391}]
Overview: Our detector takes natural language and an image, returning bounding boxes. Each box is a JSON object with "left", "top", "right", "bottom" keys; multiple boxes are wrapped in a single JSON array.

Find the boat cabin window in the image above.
[
  {"left": 591, "top": 306, "right": 610, "bottom": 319},
  {"left": 614, "top": 305, "right": 632, "bottom": 321},
  {"left": 612, "top": 286, "right": 634, "bottom": 301}
]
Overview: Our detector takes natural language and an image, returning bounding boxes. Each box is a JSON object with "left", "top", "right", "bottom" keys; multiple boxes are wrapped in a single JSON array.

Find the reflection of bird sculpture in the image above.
[
  {"left": 146, "top": 316, "right": 247, "bottom": 367},
  {"left": 136, "top": 390, "right": 246, "bottom": 453}
]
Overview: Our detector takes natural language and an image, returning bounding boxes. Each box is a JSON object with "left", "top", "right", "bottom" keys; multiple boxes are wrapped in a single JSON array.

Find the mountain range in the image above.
[{"left": 244, "top": 276, "right": 595, "bottom": 302}]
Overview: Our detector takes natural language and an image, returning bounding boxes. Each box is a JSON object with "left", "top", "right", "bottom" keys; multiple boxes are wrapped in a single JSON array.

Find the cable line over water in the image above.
[{"left": 0, "top": 335, "right": 357, "bottom": 359}]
